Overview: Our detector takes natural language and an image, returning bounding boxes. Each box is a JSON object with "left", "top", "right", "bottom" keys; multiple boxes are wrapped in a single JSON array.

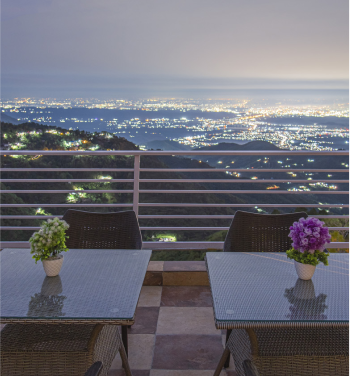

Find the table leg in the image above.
[
  {"left": 122, "top": 326, "right": 128, "bottom": 357},
  {"left": 224, "top": 329, "right": 232, "bottom": 368},
  {"left": 214, "top": 348, "right": 231, "bottom": 376}
]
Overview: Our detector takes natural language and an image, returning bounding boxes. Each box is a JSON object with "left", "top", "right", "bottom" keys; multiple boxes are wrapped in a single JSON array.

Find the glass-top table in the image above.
[
  {"left": 1, "top": 248, "right": 152, "bottom": 325},
  {"left": 206, "top": 252, "right": 349, "bottom": 329}
]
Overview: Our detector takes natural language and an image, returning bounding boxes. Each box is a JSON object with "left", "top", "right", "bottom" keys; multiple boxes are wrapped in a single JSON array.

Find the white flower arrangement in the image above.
[{"left": 30, "top": 218, "right": 70, "bottom": 263}]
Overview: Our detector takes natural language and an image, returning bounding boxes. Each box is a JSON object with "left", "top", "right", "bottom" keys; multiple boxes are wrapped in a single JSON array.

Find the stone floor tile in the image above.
[
  {"left": 152, "top": 335, "right": 224, "bottom": 370},
  {"left": 129, "top": 307, "right": 159, "bottom": 334},
  {"left": 163, "top": 261, "right": 206, "bottom": 271},
  {"left": 144, "top": 271, "right": 163, "bottom": 286},
  {"left": 110, "top": 334, "right": 155, "bottom": 370},
  {"left": 163, "top": 271, "right": 209, "bottom": 286},
  {"left": 157, "top": 307, "right": 221, "bottom": 335},
  {"left": 108, "top": 370, "right": 150, "bottom": 376},
  {"left": 221, "top": 335, "right": 236, "bottom": 372},
  {"left": 161, "top": 286, "right": 213, "bottom": 307},
  {"left": 138, "top": 286, "right": 162, "bottom": 307},
  {"left": 147, "top": 261, "right": 164, "bottom": 272},
  {"left": 150, "top": 371, "right": 228, "bottom": 376},
  {"left": 226, "top": 371, "right": 238, "bottom": 376}
]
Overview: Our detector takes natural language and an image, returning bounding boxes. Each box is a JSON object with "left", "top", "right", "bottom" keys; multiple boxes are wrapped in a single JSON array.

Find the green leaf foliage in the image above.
[
  {"left": 286, "top": 248, "right": 329, "bottom": 266},
  {"left": 29, "top": 218, "right": 70, "bottom": 263}
]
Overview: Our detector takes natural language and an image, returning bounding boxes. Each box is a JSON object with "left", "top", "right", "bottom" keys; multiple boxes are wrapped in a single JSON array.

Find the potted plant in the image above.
[
  {"left": 286, "top": 217, "right": 331, "bottom": 280},
  {"left": 29, "top": 217, "right": 70, "bottom": 277}
]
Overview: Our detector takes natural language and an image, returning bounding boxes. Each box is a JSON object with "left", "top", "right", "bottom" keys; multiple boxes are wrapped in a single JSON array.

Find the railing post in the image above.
[{"left": 133, "top": 155, "right": 140, "bottom": 216}]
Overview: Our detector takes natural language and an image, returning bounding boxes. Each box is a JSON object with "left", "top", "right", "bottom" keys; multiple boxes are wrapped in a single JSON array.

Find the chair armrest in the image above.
[
  {"left": 243, "top": 359, "right": 260, "bottom": 376},
  {"left": 84, "top": 362, "right": 103, "bottom": 376}
]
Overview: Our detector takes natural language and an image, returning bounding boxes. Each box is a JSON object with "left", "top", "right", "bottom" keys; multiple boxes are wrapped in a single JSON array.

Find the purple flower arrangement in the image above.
[
  {"left": 287, "top": 217, "right": 331, "bottom": 266},
  {"left": 289, "top": 217, "right": 331, "bottom": 253}
]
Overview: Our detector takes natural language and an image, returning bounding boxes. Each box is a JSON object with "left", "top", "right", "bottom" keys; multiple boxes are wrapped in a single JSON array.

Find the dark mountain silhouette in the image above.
[
  {"left": 1, "top": 113, "right": 21, "bottom": 125},
  {"left": 197, "top": 141, "right": 280, "bottom": 151},
  {"left": 146, "top": 140, "right": 191, "bottom": 151}
]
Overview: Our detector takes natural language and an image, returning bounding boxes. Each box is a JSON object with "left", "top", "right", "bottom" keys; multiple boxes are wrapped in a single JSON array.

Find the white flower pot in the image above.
[
  {"left": 42, "top": 255, "right": 64, "bottom": 277},
  {"left": 294, "top": 260, "right": 316, "bottom": 280}
]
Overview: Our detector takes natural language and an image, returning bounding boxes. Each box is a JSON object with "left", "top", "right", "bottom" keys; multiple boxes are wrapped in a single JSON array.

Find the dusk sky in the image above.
[{"left": 1, "top": 0, "right": 349, "bottom": 98}]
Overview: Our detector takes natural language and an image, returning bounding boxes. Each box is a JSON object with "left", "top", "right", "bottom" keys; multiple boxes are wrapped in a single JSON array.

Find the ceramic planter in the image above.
[
  {"left": 294, "top": 260, "right": 316, "bottom": 280},
  {"left": 42, "top": 255, "right": 64, "bottom": 277}
]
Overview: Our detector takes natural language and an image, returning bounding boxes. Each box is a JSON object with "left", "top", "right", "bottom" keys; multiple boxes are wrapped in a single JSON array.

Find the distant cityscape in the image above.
[{"left": 1, "top": 97, "right": 349, "bottom": 151}]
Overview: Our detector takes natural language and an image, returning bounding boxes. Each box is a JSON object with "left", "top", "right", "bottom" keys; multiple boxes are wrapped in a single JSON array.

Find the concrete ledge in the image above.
[{"left": 144, "top": 261, "right": 209, "bottom": 286}]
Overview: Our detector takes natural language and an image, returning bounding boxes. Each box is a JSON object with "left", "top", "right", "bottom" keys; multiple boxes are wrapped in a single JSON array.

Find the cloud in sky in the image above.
[{"left": 1, "top": 0, "right": 349, "bottom": 97}]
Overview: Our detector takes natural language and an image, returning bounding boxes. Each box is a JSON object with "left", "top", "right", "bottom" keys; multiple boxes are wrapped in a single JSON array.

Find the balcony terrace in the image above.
[{"left": 0, "top": 149, "right": 349, "bottom": 375}]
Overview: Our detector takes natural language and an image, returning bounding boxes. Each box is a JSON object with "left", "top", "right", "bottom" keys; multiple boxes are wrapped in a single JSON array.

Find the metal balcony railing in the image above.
[{"left": 1, "top": 149, "right": 349, "bottom": 249}]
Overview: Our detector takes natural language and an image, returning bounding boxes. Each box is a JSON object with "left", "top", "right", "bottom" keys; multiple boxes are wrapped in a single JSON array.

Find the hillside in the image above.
[
  {"left": 1, "top": 113, "right": 21, "bottom": 125},
  {"left": 1, "top": 122, "right": 239, "bottom": 242},
  {"left": 146, "top": 140, "right": 191, "bottom": 151},
  {"left": 197, "top": 141, "right": 280, "bottom": 151}
]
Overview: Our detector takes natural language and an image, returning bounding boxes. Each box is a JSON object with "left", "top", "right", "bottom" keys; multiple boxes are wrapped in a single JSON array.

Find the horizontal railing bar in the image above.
[
  {"left": 143, "top": 242, "right": 349, "bottom": 250},
  {"left": 2, "top": 180, "right": 347, "bottom": 185},
  {"left": 2, "top": 226, "right": 347, "bottom": 231},
  {"left": 1, "top": 216, "right": 64, "bottom": 219},
  {"left": 1, "top": 179, "right": 134, "bottom": 183},
  {"left": 0, "top": 168, "right": 134, "bottom": 172},
  {"left": 1, "top": 215, "right": 349, "bottom": 220},
  {"left": 139, "top": 179, "right": 348, "bottom": 183},
  {"left": 140, "top": 168, "right": 349, "bottom": 173},
  {"left": 327, "top": 227, "right": 350, "bottom": 231},
  {"left": 1, "top": 241, "right": 348, "bottom": 249},
  {"left": 0, "top": 214, "right": 350, "bottom": 220},
  {"left": 0, "top": 227, "right": 48, "bottom": 230},
  {"left": 2, "top": 203, "right": 348, "bottom": 208},
  {"left": 138, "top": 190, "right": 348, "bottom": 194},
  {"left": 139, "top": 214, "right": 349, "bottom": 218},
  {"left": 0, "top": 190, "right": 133, "bottom": 194},
  {"left": 313, "top": 215, "right": 349, "bottom": 219},
  {"left": 138, "top": 203, "right": 349, "bottom": 208},
  {"left": 2, "top": 168, "right": 348, "bottom": 174},
  {"left": 0, "top": 189, "right": 350, "bottom": 195},
  {"left": 1, "top": 150, "right": 348, "bottom": 156},
  {"left": 0, "top": 204, "right": 132, "bottom": 207}
]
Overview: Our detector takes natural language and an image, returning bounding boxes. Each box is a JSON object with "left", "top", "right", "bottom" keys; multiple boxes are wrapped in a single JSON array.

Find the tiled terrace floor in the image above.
[{"left": 109, "top": 286, "right": 237, "bottom": 376}]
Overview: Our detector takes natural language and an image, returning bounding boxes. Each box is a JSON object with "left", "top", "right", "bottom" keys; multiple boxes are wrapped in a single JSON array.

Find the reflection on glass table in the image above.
[
  {"left": 284, "top": 278, "right": 328, "bottom": 321},
  {"left": 27, "top": 276, "right": 66, "bottom": 318}
]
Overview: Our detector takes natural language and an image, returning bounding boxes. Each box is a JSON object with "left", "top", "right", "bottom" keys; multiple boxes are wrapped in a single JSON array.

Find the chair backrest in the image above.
[
  {"left": 62, "top": 210, "right": 142, "bottom": 250},
  {"left": 223, "top": 211, "right": 308, "bottom": 252}
]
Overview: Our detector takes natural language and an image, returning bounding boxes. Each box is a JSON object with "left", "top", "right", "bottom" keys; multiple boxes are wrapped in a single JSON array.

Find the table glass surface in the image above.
[
  {"left": 206, "top": 252, "right": 349, "bottom": 324},
  {"left": 1, "top": 248, "right": 152, "bottom": 321}
]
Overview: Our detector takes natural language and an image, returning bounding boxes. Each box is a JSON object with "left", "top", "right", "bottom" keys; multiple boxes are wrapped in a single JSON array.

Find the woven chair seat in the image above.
[
  {"left": 1, "top": 324, "right": 124, "bottom": 376},
  {"left": 227, "top": 327, "right": 349, "bottom": 376}
]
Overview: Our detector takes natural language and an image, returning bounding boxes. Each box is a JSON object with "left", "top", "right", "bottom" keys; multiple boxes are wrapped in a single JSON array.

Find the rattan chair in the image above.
[
  {"left": 223, "top": 211, "right": 308, "bottom": 253},
  {"left": 216, "top": 211, "right": 349, "bottom": 375},
  {"left": 62, "top": 209, "right": 142, "bottom": 250},
  {"left": 214, "top": 326, "right": 349, "bottom": 376},
  {"left": 1, "top": 324, "right": 132, "bottom": 376}
]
